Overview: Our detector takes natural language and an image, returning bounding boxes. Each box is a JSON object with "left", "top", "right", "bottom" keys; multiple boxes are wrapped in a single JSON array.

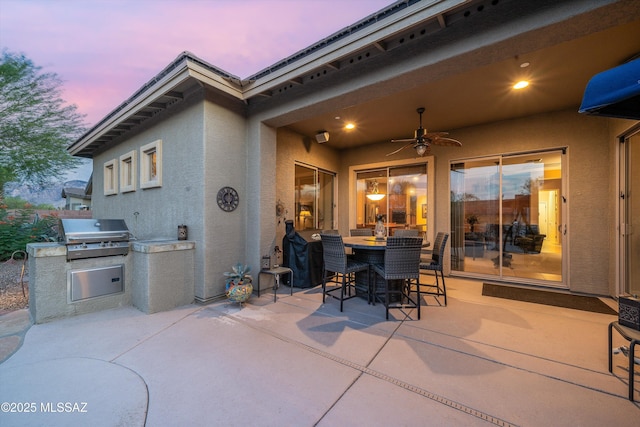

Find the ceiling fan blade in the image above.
[
  {"left": 386, "top": 142, "right": 414, "bottom": 156},
  {"left": 431, "top": 137, "right": 462, "bottom": 146},
  {"left": 390, "top": 138, "right": 416, "bottom": 143},
  {"left": 425, "top": 131, "right": 449, "bottom": 138}
]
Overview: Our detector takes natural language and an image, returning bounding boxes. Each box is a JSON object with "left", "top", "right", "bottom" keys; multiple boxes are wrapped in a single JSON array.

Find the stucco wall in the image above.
[
  {"left": 336, "top": 109, "right": 615, "bottom": 295},
  {"left": 200, "top": 94, "right": 248, "bottom": 301},
  {"left": 92, "top": 90, "right": 207, "bottom": 298}
]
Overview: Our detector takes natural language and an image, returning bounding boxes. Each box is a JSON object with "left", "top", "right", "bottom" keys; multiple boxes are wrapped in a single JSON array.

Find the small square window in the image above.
[
  {"left": 119, "top": 150, "right": 137, "bottom": 193},
  {"left": 140, "top": 140, "right": 162, "bottom": 189},
  {"left": 103, "top": 159, "right": 118, "bottom": 196}
]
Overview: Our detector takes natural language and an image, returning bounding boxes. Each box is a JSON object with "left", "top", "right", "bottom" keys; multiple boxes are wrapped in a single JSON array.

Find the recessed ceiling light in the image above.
[
  {"left": 345, "top": 122, "right": 355, "bottom": 130},
  {"left": 513, "top": 80, "right": 529, "bottom": 89},
  {"left": 520, "top": 62, "right": 530, "bottom": 68}
]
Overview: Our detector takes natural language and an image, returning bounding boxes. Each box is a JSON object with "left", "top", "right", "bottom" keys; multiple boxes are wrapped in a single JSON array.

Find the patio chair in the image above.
[
  {"left": 418, "top": 232, "right": 449, "bottom": 306},
  {"left": 394, "top": 229, "right": 419, "bottom": 237},
  {"left": 350, "top": 228, "right": 373, "bottom": 236},
  {"left": 372, "top": 236, "right": 423, "bottom": 320},
  {"left": 320, "top": 234, "right": 370, "bottom": 311}
]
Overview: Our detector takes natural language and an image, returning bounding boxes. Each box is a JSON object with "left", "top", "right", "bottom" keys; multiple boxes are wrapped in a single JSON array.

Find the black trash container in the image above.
[{"left": 283, "top": 220, "right": 324, "bottom": 288}]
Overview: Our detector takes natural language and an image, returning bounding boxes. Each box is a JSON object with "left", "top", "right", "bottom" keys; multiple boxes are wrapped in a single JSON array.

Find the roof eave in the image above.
[{"left": 68, "top": 52, "right": 244, "bottom": 157}]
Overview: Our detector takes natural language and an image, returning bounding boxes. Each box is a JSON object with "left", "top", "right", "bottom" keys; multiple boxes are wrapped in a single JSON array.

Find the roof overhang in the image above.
[
  {"left": 68, "top": 52, "right": 245, "bottom": 157},
  {"left": 579, "top": 58, "right": 640, "bottom": 120}
]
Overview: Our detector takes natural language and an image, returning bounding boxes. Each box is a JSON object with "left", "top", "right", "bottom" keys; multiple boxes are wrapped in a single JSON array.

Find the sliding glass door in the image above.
[{"left": 451, "top": 150, "right": 565, "bottom": 286}]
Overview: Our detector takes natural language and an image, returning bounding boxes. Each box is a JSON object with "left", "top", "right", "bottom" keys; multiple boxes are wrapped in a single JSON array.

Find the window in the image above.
[
  {"left": 140, "top": 140, "right": 162, "bottom": 189},
  {"left": 119, "top": 150, "right": 136, "bottom": 193},
  {"left": 294, "top": 163, "right": 336, "bottom": 230},
  {"left": 103, "top": 159, "right": 118, "bottom": 196},
  {"left": 355, "top": 164, "right": 427, "bottom": 236}
]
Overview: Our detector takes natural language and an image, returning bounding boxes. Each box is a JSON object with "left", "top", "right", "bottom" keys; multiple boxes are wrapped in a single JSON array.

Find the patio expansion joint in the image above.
[
  {"left": 394, "top": 325, "right": 631, "bottom": 401},
  {"left": 218, "top": 307, "right": 519, "bottom": 427}
]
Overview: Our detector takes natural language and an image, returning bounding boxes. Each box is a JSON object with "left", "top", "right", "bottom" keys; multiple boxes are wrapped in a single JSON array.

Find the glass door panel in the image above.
[
  {"left": 295, "top": 164, "right": 335, "bottom": 230},
  {"left": 502, "top": 152, "right": 562, "bottom": 283},
  {"left": 389, "top": 165, "right": 427, "bottom": 235},
  {"left": 318, "top": 170, "right": 335, "bottom": 230},
  {"left": 622, "top": 131, "right": 640, "bottom": 296},
  {"left": 450, "top": 159, "right": 500, "bottom": 275}
]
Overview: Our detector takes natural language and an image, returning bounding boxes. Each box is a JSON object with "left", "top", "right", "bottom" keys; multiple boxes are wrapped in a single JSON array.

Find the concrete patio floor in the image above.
[{"left": 1, "top": 277, "right": 638, "bottom": 426}]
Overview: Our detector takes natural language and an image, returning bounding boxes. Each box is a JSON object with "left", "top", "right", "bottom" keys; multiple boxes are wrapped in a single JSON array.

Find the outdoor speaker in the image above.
[{"left": 315, "top": 131, "right": 329, "bottom": 143}]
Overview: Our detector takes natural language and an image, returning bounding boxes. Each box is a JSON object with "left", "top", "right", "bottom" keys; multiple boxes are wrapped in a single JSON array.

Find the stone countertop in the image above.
[
  {"left": 131, "top": 240, "right": 195, "bottom": 253},
  {"left": 27, "top": 240, "right": 196, "bottom": 258}
]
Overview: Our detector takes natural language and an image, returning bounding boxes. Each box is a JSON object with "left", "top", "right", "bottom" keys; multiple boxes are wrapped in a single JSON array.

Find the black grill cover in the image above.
[{"left": 283, "top": 220, "right": 323, "bottom": 288}]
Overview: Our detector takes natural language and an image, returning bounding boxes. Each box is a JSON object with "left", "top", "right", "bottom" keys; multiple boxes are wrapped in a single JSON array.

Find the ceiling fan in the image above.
[{"left": 387, "top": 107, "right": 462, "bottom": 156}]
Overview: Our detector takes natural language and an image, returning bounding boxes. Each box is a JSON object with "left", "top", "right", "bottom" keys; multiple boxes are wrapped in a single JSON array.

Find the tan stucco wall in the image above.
[
  {"left": 201, "top": 93, "right": 248, "bottom": 300},
  {"left": 92, "top": 88, "right": 249, "bottom": 302},
  {"left": 333, "top": 109, "right": 618, "bottom": 295}
]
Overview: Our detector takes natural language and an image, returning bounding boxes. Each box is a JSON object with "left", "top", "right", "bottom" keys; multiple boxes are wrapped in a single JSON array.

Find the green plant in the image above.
[
  {"left": 0, "top": 205, "right": 58, "bottom": 260},
  {"left": 223, "top": 263, "right": 253, "bottom": 287}
]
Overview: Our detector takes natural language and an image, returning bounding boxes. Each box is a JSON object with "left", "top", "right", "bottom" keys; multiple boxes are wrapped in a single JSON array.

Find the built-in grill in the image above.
[{"left": 59, "top": 219, "right": 131, "bottom": 261}]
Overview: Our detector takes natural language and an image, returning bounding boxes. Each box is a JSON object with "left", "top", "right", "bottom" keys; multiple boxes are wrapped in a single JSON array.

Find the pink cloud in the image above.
[{"left": 1, "top": 0, "right": 391, "bottom": 125}]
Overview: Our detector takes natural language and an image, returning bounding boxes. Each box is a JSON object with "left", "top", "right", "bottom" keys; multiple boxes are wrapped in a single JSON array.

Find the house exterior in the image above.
[
  {"left": 61, "top": 186, "right": 91, "bottom": 210},
  {"left": 69, "top": 0, "right": 640, "bottom": 304}
]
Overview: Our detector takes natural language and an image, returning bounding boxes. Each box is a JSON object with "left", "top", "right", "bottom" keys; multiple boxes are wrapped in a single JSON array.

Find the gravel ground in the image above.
[{"left": 0, "top": 259, "right": 29, "bottom": 311}]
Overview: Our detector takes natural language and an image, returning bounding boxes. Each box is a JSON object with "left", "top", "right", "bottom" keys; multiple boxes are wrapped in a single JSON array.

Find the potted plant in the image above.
[
  {"left": 466, "top": 213, "right": 479, "bottom": 233},
  {"left": 224, "top": 263, "right": 253, "bottom": 303}
]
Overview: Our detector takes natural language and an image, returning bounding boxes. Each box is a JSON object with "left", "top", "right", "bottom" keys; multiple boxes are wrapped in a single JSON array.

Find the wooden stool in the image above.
[
  {"left": 608, "top": 321, "right": 640, "bottom": 401},
  {"left": 259, "top": 266, "right": 293, "bottom": 302}
]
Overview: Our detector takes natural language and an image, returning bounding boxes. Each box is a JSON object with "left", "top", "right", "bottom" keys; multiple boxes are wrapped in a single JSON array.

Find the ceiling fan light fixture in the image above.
[{"left": 415, "top": 144, "right": 428, "bottom": 156}]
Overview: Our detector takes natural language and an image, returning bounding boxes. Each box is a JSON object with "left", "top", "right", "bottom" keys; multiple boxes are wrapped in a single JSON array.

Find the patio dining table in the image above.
[{"left": 342, "top": 236, "right": 430, "bottom": 300}]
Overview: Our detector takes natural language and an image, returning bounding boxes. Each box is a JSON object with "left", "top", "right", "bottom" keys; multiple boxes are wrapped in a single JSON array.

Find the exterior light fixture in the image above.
[
  {"left": 315, "top": 131, "right": 330, "bottom": 143},
  {"left": 366, "top": 180, "right": 385, "bottom": 201},
  {"left": 513, "top": 80, "right": 529, "bottom": 89}
]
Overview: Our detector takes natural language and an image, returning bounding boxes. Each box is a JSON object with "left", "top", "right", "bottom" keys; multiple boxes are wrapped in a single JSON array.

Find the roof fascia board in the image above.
[
  {"left": 69, "top": 66, "right": 191, "bottom": 155},
  {"left": 242, "top": 0, "right": 470, "bottom": 97},
  {"left": 186, "top": 60, "right": 244, "bottom": 98}
]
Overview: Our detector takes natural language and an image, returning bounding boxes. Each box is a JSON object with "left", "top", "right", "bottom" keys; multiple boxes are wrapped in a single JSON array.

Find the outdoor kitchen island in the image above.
[{"left": 27, "top": 237, "right": 195, "bottom": 324}]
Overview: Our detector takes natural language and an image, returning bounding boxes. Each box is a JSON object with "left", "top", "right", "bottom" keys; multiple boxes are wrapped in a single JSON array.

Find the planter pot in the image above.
[{"left": 226, "top": 281, "right": 253, "bottom": 303}]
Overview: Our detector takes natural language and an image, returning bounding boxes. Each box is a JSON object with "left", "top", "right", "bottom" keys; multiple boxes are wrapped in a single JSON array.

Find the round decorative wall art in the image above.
[{"left": 216, "top": 186, "right": 239, "bottom": 212}]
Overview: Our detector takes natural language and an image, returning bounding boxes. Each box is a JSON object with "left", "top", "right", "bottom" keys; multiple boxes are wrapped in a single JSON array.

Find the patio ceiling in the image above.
[{"left": 268, "top": 10, "right": 640, "bottom": 151}]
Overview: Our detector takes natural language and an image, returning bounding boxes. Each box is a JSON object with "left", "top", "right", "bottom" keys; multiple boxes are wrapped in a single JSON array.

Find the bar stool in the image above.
[
  {"left": 608, "top": 320, "right": 640, "bottom": 401},
  {"left": 258, "top": 266, "right": 293, "bottom": 303}
]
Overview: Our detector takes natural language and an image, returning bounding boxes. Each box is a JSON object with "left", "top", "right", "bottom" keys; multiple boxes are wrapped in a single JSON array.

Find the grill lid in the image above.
[{"left": 59, "top": 219, "right": 130, "bottom": 244}]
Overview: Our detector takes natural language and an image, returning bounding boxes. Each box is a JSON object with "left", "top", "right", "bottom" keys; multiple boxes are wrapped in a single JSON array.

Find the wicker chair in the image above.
[
  {"left": 321, "top": 229, "right": 339, "bottom": 234},
  {"left": 320, "top": 234, "right": 370, "bottom": 311},
  {"left": 372, "top": 236, "right": 423, "bottom": 320},
  {"left": 393, "top": 229, "right": 419, "bottom": 237},
  {"left": 350, "top": 228, "right": 373, "bottom": 236},
  {"left": 418, "top": 232, "right": 449, "bottom": 306}
]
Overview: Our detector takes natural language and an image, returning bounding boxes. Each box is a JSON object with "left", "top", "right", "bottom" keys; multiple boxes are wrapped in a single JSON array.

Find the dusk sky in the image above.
[{"left": 1, "top": 0, "right": 392, "bottom": 127}]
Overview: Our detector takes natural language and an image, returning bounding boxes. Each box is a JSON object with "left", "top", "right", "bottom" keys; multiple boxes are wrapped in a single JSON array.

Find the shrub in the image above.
[{"left": 0, "top": 205, "right": 59, "bottom": 260}]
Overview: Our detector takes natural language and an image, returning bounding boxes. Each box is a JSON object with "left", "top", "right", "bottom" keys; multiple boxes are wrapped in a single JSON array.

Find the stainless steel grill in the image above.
[{"left": 59, "top": 219, "right": 131, "bottom": 261}]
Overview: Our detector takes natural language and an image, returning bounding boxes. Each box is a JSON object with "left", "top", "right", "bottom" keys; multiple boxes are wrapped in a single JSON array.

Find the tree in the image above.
[{"left": 0, "top": 50, "right": 86, "bottom": 202}]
